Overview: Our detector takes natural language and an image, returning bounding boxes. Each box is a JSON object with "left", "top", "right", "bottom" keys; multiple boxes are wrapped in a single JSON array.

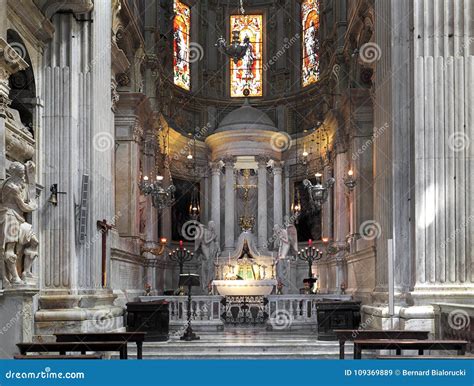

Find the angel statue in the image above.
[
  {"left": 273, "top": 223, "right": 298, "bottom": 260},
  {"left": 273, "top": 223, "right": 298, "bottom": 294},
  {"left": 195, "top": 221, "right": 220, "bottom": 293},
  {"left": 0, "top": 161, "right": 39, "bottom": 286}
]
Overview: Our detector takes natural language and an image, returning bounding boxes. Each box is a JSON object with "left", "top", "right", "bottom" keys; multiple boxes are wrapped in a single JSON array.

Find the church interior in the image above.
[{"left": 0, "top": 0, "right": 473, "bottom": 360}]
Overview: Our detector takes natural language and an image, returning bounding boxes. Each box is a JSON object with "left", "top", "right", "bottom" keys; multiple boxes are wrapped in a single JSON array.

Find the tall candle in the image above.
[
  {"left": 228, "top": 252, "right": 231, "bottom": 265},
  {"left": 308, "top": 239, "right": 313, "bottom": 247},
  {"left": 179, "top": 240, "right": 183, "bottom": 249}
]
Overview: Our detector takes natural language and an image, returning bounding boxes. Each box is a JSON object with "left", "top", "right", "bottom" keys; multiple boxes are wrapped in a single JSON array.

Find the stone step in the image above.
[{"left": 111, "top": 332, "right": 354, "bottom": 359}]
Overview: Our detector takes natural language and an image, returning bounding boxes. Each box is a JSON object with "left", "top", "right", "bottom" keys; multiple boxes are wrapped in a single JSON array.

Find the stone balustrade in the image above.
[{"left": 140, "top": 295, "right": 224, "bottom": 332}]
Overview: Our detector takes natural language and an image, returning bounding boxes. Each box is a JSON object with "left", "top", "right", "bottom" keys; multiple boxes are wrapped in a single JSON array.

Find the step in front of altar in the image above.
[{"left": 114, "top": 332, "right": 355, "bottom": 359}]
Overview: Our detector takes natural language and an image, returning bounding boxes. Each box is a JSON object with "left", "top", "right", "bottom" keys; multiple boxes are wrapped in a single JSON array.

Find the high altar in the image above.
[{"left": 212, "top": 231, "right": 277, "bottom": 296}]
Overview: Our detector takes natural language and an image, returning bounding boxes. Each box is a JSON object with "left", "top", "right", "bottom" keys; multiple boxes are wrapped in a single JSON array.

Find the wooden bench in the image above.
[
  {"left": 334, "top": 330, "right": 429, "bottom": 359},
  {"left": 353, "top": 339, "right": 468, "bottom": 359},
  {"left": 55, "top": 332, "right": 146, "bottom": 359},
  {"left": 17, "top": 342, "right": 129, "bottom": 359},
  {"left": 14, "top": 354, "right": 102, "bottom": 360}
]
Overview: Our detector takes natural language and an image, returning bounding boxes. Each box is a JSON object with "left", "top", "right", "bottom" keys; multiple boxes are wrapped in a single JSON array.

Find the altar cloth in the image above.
[{"left": 212, "top": 279, "right": 277, "bottom": 296}]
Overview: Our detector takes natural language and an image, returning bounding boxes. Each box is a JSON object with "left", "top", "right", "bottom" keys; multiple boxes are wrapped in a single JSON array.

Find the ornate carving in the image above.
[
  {"left": 116, "top": 72, "right": 130, "bottom": 87},
  {"left": 0, "top": 162, "right": 39, "bottom": 286}
]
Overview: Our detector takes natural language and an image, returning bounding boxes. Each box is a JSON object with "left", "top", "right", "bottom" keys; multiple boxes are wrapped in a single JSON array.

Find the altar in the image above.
[{"left": 213, "top": 279, "right": 277, "bottom": 296}]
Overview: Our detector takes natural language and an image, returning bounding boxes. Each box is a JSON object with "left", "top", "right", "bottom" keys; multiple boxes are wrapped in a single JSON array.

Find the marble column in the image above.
[
  {"left": 161, "top": 159, "right": 172, "bottom": 242},
  {"left": 273, "top": 161, "right": 283, "bottom": 227},
  {"left": 210, "top": 161, "right": 221, "bottom": 244},
  {"left": 223, "top": 156, "right": 235, "bottom": 251},
  {"left": 256, "top": 156, "right": 268, "bottom": 249},
  {"left": 284, "top": 164, "right": 290, "bottom": 221},
  {"left": 333, "top": 150, "right": 349, "bottom": 294},
  {"left": 412, "top": 0, "right": 474, "bottom": 297}
]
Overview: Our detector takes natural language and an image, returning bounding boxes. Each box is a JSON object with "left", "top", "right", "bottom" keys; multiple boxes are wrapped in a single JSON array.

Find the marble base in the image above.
[
  {"left": 361, "top": 304, "right": 435, "bottom": 334},
  {"left": 34, "top": 291, "right": 124, "bottom": 336},
  {"left": 0, "top": 288, "right": 39, "bottom": 358}
]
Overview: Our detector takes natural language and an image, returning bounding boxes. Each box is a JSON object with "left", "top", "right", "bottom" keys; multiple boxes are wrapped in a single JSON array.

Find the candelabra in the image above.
[
  {"left": 168, "top": 246, "right": 194, "bottom": 276},
  {"left": 296, "top": 246, "right": 324, "bottom": 278}
]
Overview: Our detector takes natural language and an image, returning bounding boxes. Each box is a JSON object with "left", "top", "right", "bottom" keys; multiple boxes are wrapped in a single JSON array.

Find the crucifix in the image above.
[
  {"left": 97, "top": 219, "right": 113, "bottom": 288},
  {"left": 234, "top": 169, "right": 257, "bottom": 231}
]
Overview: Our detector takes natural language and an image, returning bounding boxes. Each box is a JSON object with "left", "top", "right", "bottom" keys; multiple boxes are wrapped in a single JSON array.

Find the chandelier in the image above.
[
  {"left": 303, "top": 172, "right": 335, "bottom": 210},
  {"left": 290, "top": 187, "right": 302, "bottom": 223},
  {"left": 139, "top": 174, "right": 175, "bottom": 210},
  {"left": 187, "top": 129, "right": 200, "bottom": 220},
  {"left": 215, "top": 0, "right": 250, "bottom": 64},
  {"left": 139, "top": 123, "right": 175, "bottom": 210}
]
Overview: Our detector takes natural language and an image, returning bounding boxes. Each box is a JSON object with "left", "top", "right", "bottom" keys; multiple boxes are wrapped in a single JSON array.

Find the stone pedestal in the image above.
[{"left": 0, "top": 289, "right": 38, "bottom": 358}]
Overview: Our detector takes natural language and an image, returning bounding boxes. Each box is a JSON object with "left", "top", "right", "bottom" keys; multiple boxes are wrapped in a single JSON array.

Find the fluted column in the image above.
[
  {"left": 333, "top": 150, "right": 349, "bottom": 293},
  {"left": 224, "top": 156, "right": 235, "bottom": 251},
  {"left": 256, "top": 156, "right": 268, "bottom": 249},
  {"left": 210, "top": 161, "right": 221, "bottom": 244},
  {"left": 273, "top": 161, "right": 283, "bottom": 227}
]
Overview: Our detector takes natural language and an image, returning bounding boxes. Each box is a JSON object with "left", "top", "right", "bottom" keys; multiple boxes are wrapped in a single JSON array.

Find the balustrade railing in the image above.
[
  {"left": 141, "top": 294, "right": 352, "bottom": 331},
  {"left": 140, "top": 295, "right": 224, "bottom": 331},
  {"left": 267, "top": 295, "right": 318, "bottom": 329}
]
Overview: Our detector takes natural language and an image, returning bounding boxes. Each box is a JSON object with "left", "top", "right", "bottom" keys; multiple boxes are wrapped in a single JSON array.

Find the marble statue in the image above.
[
  {"left": 195, "top": 221, "right": 220, "bottom": 293},
  {"left": 273, "top": 223, "right": 298, "bottom": 260},
  {"left": 0, "top": 161, "right": 38, "bottom": 285}
]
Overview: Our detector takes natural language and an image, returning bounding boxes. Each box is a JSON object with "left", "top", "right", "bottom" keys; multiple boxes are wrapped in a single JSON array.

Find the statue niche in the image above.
[{"left": 0, "top": 161, "right": 38, "bottom": 286}]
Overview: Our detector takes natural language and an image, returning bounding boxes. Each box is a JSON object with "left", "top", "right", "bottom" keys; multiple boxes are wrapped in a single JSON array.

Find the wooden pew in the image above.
[
  {"left": 17, "top": 342, "right": 128, "bottom": 359},
  {"left": 334, "top": 330, "right": 429, "bottom": 359},
  {"left": 55, "top": 332, "right": 146, "bottom": 359},
  {"left": 353, "top": 339, "right": 468, "bottom": 359},
  {"left": 14, "top": 354, "right": 102, "bottom": 360}
]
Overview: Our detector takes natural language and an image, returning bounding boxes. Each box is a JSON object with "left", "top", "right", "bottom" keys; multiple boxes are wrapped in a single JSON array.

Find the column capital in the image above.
[
  {"left": 222, "top": 155, "right": 236, "bottom": 167},
  {"left": 272, "top": 161, "right": 283, "bottom": 174},
  {"left": 256, "top": 155, "right": 269, "bottom": 167},
  {"left": 209, "top": 161, "right": 222, "bottom": 175}
]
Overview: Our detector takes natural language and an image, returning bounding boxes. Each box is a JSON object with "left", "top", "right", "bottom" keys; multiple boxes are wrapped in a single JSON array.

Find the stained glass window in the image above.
[
  {"left": 230, "top": 15, "right": 263, "bottom": 97},
  {"left": 301, "top": 0, "right": 320, "bottom": 87},
  {"left": 173, "top": 0, "right": 191, "bottom": 90}
]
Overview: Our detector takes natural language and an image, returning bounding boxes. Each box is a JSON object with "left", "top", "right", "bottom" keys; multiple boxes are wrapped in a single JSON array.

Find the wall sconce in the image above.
[
  {"left": 343, "top": 169, "right": 357, "bottom": 191},
  {"left": 141, "top": 237, "right": 168, "bottom": 256},
  {"left": 48, "top": 184, "right": 66, "bottom": 206}
]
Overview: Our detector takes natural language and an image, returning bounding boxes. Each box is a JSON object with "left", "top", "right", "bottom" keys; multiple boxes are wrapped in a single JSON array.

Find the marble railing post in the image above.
[
  {"left": 210, "top": 161, "right": 221, "bottom": 245},
  {"left": 223, "top": 156, "right": 235, "bottom": 251},
  {"left": 273, "top": 161, "right": 283, "bottom": 227},
  {"left": 256, "top": 156, "right": 268, "bottom": 249}
]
